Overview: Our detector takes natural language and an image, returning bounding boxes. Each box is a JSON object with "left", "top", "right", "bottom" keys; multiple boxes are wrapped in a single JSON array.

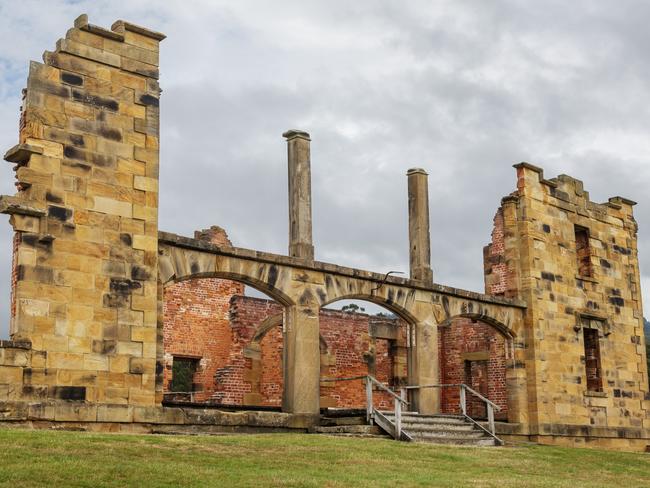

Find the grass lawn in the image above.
[{"left": 0, "top": 430, "right": 648, "bottom": 487}]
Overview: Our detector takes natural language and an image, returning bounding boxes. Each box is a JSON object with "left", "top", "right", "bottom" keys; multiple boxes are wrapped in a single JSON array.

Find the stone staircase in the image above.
[
  {"left": 382, "top": 412, "right": 500, "bottom": 446},
  {"left": 311, "top": 410, "right": 500, "bottom": 446}
]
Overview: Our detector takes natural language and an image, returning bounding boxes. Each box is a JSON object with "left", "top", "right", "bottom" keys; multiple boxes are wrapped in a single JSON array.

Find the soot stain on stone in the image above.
[
  {"left": 47, "top": 205, "right": 71, "bottom": 221},
  {"left": 139, "top": 94, "right": 159, "bottom": 107},
  {"left": 61, "top": 72, "right": 83, "bottom": 86},
  {"left": 442, "top": 296, "right": 450, "bottom": 319},
  {"left": 299, "top": 288, "right": 313, "bottom": 306},
  {"left": 267, "top": 265, "right": 278, "bottom": 289},
  {"left": 69, "top": 134, "right": 84, "bottom": 147},
  {"left": 46, "top": 192, "right": 63, "bottom": 204},
  {"left": 316, "top": 288, "right": 327, "bottom": 304}
]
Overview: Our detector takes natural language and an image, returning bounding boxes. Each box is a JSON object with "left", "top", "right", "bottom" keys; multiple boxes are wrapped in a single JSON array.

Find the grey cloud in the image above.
[{"left": 0, "top": 1, "right": 649, "bottom": 335}]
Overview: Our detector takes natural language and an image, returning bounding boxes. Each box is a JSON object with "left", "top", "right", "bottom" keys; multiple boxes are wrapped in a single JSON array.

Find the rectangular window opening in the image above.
[
  {"left": 583, "top": 328, "right": 602, "bottom": 392},
  {"left": 171, "top": 357, "right": 199, "bottom": 393},
  {"left": 575, "top": 225, "right": 593, "bottom": 277}
]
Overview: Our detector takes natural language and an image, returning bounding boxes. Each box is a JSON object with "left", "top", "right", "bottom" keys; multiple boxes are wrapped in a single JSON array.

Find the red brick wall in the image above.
[
  {"left": 10, "top": 233, "right": 20, "bottom": 330},
  {"left": 438, "top": 317, "right": 508, "bottom": 420},
  {"left": 163, "top": 282, "right": 407, "bottom": 409},
  {"left": 163, "top": 278, "right": 244, "bottom": 401}
]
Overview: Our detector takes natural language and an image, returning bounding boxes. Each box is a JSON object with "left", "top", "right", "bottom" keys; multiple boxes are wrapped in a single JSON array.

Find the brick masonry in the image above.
[{"left": 163, "top": 285, "right": 409, "bottom": 410}]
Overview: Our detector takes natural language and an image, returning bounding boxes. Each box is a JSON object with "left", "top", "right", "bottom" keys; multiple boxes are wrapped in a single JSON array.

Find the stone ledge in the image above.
[
  {"left": 0, "top": 196, "right": 46, "bottom": 217},
  {"left": 584, "top": 391, "right": 607, "bottom": 398},
  {"left": 0, "top": 340, "right": 32, "bottom": 350},
  {"left": 4, "top": 144, "right": 44, "bottom": 164},
  {"left": 158, "top": 231, "right": 527, "bottom": 309}
]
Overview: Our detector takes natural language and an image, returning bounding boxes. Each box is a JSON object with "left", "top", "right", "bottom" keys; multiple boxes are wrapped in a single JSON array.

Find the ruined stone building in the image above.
[{"left": 0, "top": 15, "right": 647, "bottom": 450}]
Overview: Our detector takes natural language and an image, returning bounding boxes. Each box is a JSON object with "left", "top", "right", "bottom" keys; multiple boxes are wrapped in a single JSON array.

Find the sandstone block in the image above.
[{"left": 93, "top": 196, "right": 132, "bottom": 217}]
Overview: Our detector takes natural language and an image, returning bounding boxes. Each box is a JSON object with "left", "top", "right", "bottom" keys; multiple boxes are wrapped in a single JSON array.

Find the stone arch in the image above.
[
  {"left": 319, "top": 293, "right": 418, "bottom": 327},
  {"left": 158, "top": 245, "right": 295, "bottom": 307}
]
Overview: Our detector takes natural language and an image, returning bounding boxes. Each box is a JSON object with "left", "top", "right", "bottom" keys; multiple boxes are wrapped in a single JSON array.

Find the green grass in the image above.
[{"left": 0, "top": 430, "right": 648, "bottom": 487}]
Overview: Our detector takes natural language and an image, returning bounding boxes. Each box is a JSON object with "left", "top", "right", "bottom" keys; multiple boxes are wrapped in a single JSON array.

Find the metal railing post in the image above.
[
  {"left": 459, "top": 385, "right": 466, "bottom": 416},
  {"left": 394, "top": 396, "right": 402, "bottom": 440},
  {"left": 487, "top": 403, "right": 495, "bottom": 436},
  {"left": 365, "top": 376, "right": 373, "bottom": 424}
]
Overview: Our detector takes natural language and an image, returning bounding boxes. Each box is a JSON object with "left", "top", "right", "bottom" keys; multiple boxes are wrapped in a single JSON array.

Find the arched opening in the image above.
[
  {"left": 317, "top": 298, "right": 415, "bottom": 411},
  {"left": 162, "top": 275, "right": 287, "bottom": 408},
  {"left": 438, "top": 314, "right": 512, "bottom": 421}
]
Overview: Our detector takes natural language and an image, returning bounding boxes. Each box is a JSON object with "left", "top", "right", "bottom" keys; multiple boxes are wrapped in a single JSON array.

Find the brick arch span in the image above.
[
  {"left": 250, "top": 312, "right": 329, "bottom": 353},
  {"left": 437, "top": 313, "right": 516, "bottom": 339},
  {"left": 438, "top": 314, "right": 512, "bottom": 421}
]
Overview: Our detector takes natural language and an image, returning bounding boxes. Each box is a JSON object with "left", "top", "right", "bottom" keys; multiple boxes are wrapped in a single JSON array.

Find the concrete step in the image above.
[
  {"left": 401, "top": 426, "right": 483, "bottom": 437},
  {"left": 382, "top": 414, "right": 468, "bottom": 426},
  {"left": 320, "top": 416, "right": 366, "bottom": 427},
  {"left": 309, "top": 425, "right": 383, "bottom": 435},
  {"left": 409, "top": 434, "right": 496, "bottom": 447},
  {"left": 400, "top": 422, "right": 475, "bottom": 431},
  {"left": 380, "top": 411, "right": 499, "bottom": 446}
]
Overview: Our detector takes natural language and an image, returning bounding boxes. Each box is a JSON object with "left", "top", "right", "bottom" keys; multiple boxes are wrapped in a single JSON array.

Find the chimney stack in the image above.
[
  {"left": 284, "top": 130, "right": 314, "bottom": 261},
  {"left": 407, "top": 168, "right": 433, "bottom": 283}
]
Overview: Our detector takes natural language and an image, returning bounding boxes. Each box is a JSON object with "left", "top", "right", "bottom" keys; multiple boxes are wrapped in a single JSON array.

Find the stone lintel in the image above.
[
  {"left": 74, "top": 14, "right": 125, "bottom": 41},
  {"left": 4, "top": 144, "right": 44, "bottom": 164},
  {"left": 111, "top": 20, "right": 167, "bottom": 41},
  {"left": 158, "top": 230, "right": 527, "bottom": 309},
  {"left": 282, "top": 129, "right": 311, "bottom": 141},
  {"left": 0, "top": 195, "right": 46, "bottom": 217}
]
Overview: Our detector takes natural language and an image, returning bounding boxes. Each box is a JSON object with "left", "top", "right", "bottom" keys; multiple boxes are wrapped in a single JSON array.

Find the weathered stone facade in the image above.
[
  {"left": 0, "top": 15, "right": 646, "bottom": 451},
  {"left": 484, "top": 163, "right": 649, "bottom": 448}
]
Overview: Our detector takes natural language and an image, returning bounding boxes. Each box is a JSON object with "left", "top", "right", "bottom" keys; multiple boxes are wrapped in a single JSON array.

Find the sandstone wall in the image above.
[
  {"left": 1, "top": 14, "right": 164, "bottom": 415},
  {"left": 486, "top": 163, "right": 649, "bottom": 439}
]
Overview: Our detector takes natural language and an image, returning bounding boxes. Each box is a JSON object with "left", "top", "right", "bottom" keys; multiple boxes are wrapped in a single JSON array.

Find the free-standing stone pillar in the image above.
[
  {"left": 284, "top": 130, "right": 314, "bottom": 261},
  {"left": 407, "top": 168, "right": 433, "bottom": 283}
]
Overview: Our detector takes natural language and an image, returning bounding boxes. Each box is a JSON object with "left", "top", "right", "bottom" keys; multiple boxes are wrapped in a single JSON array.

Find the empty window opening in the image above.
[
  {"left": 575, "top": 225, "right": 592, "bottom": 277},
  {"left": 171, "top": 357, "right": 199, "bottom": 393},
  {"left": 583, "top": 328, "right": 602, "bottom": 392}
]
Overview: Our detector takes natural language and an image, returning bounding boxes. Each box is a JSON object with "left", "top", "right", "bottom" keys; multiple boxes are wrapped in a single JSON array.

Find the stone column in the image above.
[
  {"left": 282, "top": 300, "right": 321, "bottom": 416},
  {"left": 407, "top": 168, "right": 433, "bottom": 283},
  {"left": 411, "top": 298, "right": 439, "bottom": 414},
  {"left": 284, "top": 130, "right": 314, "bottom": 261}
]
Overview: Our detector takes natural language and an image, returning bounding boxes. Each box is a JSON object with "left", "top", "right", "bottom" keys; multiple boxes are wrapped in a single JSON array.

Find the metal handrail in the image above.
[
  {"left": 320, "top": 375, "right": 408, "bottom": 440},
  {"left": 402, "top": 383, "right": 500, "bottom": 411}
]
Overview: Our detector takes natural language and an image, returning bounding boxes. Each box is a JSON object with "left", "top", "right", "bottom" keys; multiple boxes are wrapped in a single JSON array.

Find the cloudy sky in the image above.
[{"left": 0, "top": 1, "right": 649, "bottom": 334}]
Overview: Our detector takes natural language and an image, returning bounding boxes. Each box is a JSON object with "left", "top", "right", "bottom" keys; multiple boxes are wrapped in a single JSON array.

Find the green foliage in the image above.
[
  {"left": 0, "top": 430, "right": 649, "bottom": 487},
  {"left": 171, "top": 358, "right": 197, "bottom": 392},
  {"left": 341, "top": 303, "right": 365, "bottom": 313}
]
